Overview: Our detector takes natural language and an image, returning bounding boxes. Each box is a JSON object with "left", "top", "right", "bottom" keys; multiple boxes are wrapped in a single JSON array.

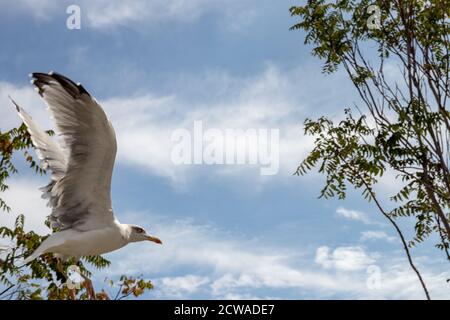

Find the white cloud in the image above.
[
  {"left": 221, "top": 292, "right": 273, "bottom": 300},
  {"left": 100, "top": 211, "right": 450, "bottom": 299},
  {"left": 0, "top": 81, "right": 52, "bottom": 131},
  {"left": 1, "top": 66, "right": 316, "bottom": 187},
  {"left": 84, "top": 0, "right": 251, "bottom": 29},
  {"left": 336, "top": 207, "right": 372, "bottom": 224},
  {"left": 4, "top": 0, "right": 258, "bottom": 31},
  {"left": 100, "top": 66, "right": 312, "bottom": 185},
  {"left": 156, "top": 275, "right": 210, "bottom": 298},
  {"left": 0, "top": 177, "right": 50, "bottom": 235},
  {"left": 315, "top": 246, "right": 376, "bottom": 271},
  {"left": 360, "top": 231, "right": 397, "bottom": 243},
  {"left": 1, "top": 0, "right": 56, "bottom": 20},
  {"left": 101, "top": 213, "right": 363, "bottom": 297}
]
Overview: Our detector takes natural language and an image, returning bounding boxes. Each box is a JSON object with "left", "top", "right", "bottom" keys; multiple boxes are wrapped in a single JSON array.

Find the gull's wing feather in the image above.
[
  {"left": 10, "top": 98, "right": 66, "bottom": 182},
  {"left": 27, "top": 72, "right": 117, "bottom": 230}
]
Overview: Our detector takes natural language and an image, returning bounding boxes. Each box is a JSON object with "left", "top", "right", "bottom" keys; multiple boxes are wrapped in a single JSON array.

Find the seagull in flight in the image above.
[{"left": 10, "top": 72, "right": 162, "bottom": 268}]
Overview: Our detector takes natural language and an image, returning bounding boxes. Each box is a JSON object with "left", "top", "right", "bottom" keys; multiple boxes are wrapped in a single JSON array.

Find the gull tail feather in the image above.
[
  {"left": 23, "top": 249, "right": 44, "bottom": 265},
  {"left": 22, "top": 234, "right": 63, "bottom": 265}
]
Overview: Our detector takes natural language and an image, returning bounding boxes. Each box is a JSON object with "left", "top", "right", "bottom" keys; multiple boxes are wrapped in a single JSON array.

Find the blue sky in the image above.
[{"left": 0, "top": 0, "right": 449, "bottom": 299}]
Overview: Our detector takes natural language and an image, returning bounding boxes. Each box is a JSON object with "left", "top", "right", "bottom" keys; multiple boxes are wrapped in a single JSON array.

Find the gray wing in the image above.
[
  {"left": 10, "top": 98, "right": 66, "bottom": 182},
  {"left": 17, "top": 72, "right": 117, "bottom": 231}
]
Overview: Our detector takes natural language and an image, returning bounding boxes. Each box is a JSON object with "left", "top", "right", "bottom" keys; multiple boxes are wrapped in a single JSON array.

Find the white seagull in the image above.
[{"left": 11, "top": 72, "right": 162, "bottom": 267}]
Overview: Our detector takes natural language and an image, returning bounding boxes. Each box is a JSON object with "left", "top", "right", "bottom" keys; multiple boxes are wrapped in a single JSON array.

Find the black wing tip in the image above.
[
  {"left": 29, "top": 72, "right": 49, "bottom": 96},
  {"left": 30, "top": 71, "right": 90, "bottom": 98}
]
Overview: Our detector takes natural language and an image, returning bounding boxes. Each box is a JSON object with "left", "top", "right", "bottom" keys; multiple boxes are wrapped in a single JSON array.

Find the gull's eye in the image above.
[{"left": 134, "top": 227, "right": 144, "bottom": 233}]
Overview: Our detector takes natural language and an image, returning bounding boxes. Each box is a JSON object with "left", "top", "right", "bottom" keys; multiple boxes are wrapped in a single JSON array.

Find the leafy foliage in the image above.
[{"left": 291, "top": 0, "right": 450, "bottom": 298}]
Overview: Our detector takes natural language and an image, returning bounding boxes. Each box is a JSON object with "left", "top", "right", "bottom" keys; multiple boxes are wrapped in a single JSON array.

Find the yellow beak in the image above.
[{"left": 146, "top": 235, "right": 162, "bottom": 244}]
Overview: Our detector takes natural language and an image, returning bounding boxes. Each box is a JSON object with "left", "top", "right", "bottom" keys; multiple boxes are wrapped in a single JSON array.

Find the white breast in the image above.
[{"left": 51, "top": 224, "right": 128, "bottom": 256}]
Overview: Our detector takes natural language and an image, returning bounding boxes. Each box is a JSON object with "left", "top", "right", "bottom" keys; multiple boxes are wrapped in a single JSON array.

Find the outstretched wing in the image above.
[{"left": 17, "top": 72, "right": 117, "bottom": 230}]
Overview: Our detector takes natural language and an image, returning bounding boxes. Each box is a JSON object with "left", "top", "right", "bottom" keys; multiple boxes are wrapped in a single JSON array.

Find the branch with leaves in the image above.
[{"left": 291, "top": 0, "right": 450, "bottom": 298}]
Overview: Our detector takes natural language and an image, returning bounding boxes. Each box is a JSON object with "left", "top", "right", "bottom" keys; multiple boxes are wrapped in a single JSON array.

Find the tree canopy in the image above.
[{"left": 291, "top": 0, "right": 450, "bottom": 299}]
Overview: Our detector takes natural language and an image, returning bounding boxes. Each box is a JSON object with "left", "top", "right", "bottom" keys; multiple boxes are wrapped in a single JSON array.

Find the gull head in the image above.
[{"left": 127, "top": 225, "right": 162, "bottom": 244}]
